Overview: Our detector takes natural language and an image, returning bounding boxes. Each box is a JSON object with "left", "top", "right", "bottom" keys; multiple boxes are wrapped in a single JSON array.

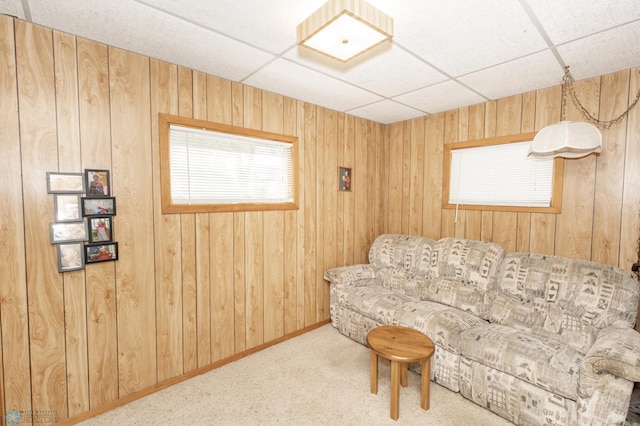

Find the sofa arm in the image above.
[
  {"left": 582, "top": 326, "right": 640, "bottom": 382},
  {"left": 323, "top": 264, "right": 378, "bottom": 289}
]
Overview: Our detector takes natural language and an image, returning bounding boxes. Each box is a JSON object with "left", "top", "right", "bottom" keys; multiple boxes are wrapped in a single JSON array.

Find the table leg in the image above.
[
  {"left": 401, "top": 363, "right": 408, "bottom": 387},
  {"left": 370, "top": 351, "right": 378, "bottom": 394},
  {"left": 390, "top": 360, "right": 400, "bottom": 420},
  {"left": 420, "top": 359, "right": 431, "bottom": 410}
]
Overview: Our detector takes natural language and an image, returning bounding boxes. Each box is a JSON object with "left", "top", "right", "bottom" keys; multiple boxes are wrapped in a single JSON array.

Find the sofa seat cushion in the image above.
[
  {"left": 457, "top": 323, "right": 582, "bottom": 400},
  {"left": 395, "top": 301, "right": 488, "bottom": 353},
  {"left": 337, "top": 286, "right": 417, "bottom": 325}
]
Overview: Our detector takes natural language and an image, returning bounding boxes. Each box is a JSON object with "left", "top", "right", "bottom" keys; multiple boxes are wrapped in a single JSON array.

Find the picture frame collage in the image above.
[{"left": 47, "top": 169, "right": 119, "bottom": 272}]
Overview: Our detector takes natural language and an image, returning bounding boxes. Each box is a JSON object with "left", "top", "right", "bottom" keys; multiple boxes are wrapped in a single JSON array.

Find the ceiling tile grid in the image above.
[{"left": 2, "top": 0, "right": 639, "bottom": 124}]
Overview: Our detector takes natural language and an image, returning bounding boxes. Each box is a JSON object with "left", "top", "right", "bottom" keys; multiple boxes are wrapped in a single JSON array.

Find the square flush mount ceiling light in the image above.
[{"left": 297, "top": 0, "right": 393, "bottom": 62}]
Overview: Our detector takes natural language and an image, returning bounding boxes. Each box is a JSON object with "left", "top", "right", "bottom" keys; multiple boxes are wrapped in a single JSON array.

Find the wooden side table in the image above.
[{"left": 366, "top": 325, "right": 435, "bottom": 421}]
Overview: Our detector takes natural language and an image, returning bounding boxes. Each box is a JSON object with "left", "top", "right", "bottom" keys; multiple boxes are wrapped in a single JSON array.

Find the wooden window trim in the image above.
[
  {"left": 442, "top": 132, "right": 564, "bottom": 213},
  {"left": 159, "top": 113, "right": 300, "bottom": 214}
]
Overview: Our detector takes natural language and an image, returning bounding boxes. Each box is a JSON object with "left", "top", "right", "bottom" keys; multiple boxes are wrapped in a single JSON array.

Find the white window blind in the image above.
[
  {"left": 449, "top": 141, "right": 554, "bottom": 207},
  {"left": 169, "top": 124, "right": 294, "bottom": 204}
]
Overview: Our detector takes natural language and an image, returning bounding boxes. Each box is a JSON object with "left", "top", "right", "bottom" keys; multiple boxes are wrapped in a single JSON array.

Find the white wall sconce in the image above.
[
  {"left": 297, "top": 0, "right": 393, "bottom": 62},
  {"left": 530, "top": 66, "right": 640, "bottom": 159}
]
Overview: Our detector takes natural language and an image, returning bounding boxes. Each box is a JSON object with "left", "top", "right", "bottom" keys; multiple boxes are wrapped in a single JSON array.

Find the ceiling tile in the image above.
[
  {"left": 243, "top": 59, "right": 383, "bottom": 112},
  {"left": 393, "top": 80, "right": 487, "bottom": 115},
  {"left": 27, "top": 0, "right": 274, "bottom": 81},
  {"left": 526, "top": 0, "right": 640, "bottom": 45},
  {"left": 387, "top": 0, "right": 548, "bottom": 76},
  {"left": 284, "top": 43, "right": 447, "bottom": 98},
  {"left": 556, "top": 21, "right": 640, "bottom": 80},
  {"left": 459, "top": 51, "right": 562, "bottom": 100},
  {"left": 348, "top": 100, "right": 427, "bottom": 124},
  {"left": 0, "top": 0, "right": 24, "bottom": 19},
  {"left": 138, "top": 0, "right": 327, "bottom": 54}
]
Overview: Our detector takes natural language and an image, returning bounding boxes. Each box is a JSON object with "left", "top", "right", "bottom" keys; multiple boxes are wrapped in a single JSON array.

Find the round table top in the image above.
[{"left": 366, "top": 325, "right": 435, "bottom": 363}]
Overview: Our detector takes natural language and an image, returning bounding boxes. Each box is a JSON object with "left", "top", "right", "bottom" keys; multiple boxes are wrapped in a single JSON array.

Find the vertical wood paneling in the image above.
[
  {"left": 555, "top": 77, "right": 600, "bottom": 260},
  {"left": 193, "top": 71, "right": 211, "bottom": 368},
  {"left": 211, "top": 213, "right": 235, "bottom": 361},
  {"left": 16, "top": 20, "right": 68, "bottom": 420},
  {"left": 295, "top": 100, "right": 307, "bottom": 330},
  {"left": 387, "top": 122, "right": 403, "bottom": 233},
  {"left": 409, "top": 119, "right": 425, "bottom": 235},
  {"left": 354, "top": 118, "right": 370, "bottom": 263},
  {"left": 344, "top": 115, "right": 356, "bottom": 266},
  {"left": 263, "top": 91, "right": 286, "bottom": 341},
  {"left": 54, "top": 30, "right": 90, "bottom": 417},
  {"left": 109, "top": 47, "right": 156, "bottom": 396},
  {"left": 178, "top": 66, "right": 198, "bottom": 373},
  {"left": 77, "top": 37, "right": 118, "bottom": 409},
  {"left": 592, "top": 71, "right": 629, "bottom": 265},
  {"left": 530, "top": 86, "right": 561, "bottom": 255},
  {"left": 621, "top": 68, "right": 640, "bottom": 275},
  {"left": 0, "top": 15, "right": 32, "bottom": 419},
  {"left": 303, "top": 104, "right": 318, "bottom": 327},
  {"left": 244, "top": 86, "right": 265, "bottom": 348},
  {"left": 423, "top": 115, "right": 444, "bottom": 240},
  {"left": 441, "top": 110, "right": 459, "bottom": 237},
  {"left": 320, "top": 108, "right": 337, "bottom": 321},
  {"left": 150, "top": 60, "right": 183, "bottom": 383},
  {"left": 283, "top": 97, "right": 299, "bottom": 334},
  {"left": 314, "top": 108, "right": 325, "bottom": 321}
]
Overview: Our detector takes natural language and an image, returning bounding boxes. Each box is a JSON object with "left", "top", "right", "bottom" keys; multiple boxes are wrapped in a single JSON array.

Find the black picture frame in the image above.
[
  {"left": 88, "top": 216, "right": 113, "bottom": 243},
  {"left": 54, "top": 194, "right": 82, "bottom": 222},
  {"left": 46, "top": 172, "right": 85, "bottom": 194},
  {"left": 84, "top": 169, "right": 110, "bottom": 197},
  {"left": 56, "top": 242, "right": 85, "bottom": 272},
  {"left": 338, "top": 167, "right": 352, "bottom": 191},
  {"left": 82, "top": 197, "right": 116, "bottom": 216},
  {"left": 85, "top": 242, "right": 118, "bottom": 264},
  {"left": 49, "top": 221, "right": 88, "bottom": 244}
]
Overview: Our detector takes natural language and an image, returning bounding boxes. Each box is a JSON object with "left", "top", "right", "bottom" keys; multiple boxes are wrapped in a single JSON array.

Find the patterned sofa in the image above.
[{"left": 324, "top": 234, "right": 640, "bottom": 425}]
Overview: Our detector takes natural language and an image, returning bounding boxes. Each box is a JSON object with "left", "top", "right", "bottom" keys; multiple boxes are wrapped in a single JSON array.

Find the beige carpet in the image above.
[{"left": 78, "top": 324, "right": 515, "bottom": 425}]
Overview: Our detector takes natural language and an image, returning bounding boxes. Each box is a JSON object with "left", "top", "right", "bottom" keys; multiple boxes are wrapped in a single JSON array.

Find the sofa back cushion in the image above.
[
  {"left": 423, "top": 238, "right": 505, "bottom": 319},
  {"left": 368, "top": 234, "right": 435, "bottom": 274},
  {"left": 489, "top": 252, "right": 639, "bottom": 354}
]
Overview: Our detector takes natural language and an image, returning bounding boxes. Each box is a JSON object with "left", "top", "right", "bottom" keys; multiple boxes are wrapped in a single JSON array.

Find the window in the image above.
[
  {"left": 443, "top": 132, "right": 563, "bottom": 213},
  {"left": 159, "top": 114, "right": 299, "bottom": 213}
]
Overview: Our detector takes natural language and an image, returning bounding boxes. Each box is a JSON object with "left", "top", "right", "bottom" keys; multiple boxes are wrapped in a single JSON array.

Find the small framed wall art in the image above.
[
  {"left": 46, "top": 172, "right": 85, "bottom": 194},
  {"left": 57, "top": 242, "right": 85, "bottom": 272},
  {"left": 82, "top": 197, "right": 116, "bottom": 216},
  {"left": 85, "top": 242, "right": 118, "bottom": 264},
  {"left": 54, "top": 194, "right": 82, "bottom": 222},
  {"left": 85, "top": 169, "right": 110, "bottom": 197},
  {"left": 88, "top": 216, "right": 113, "bottom": 243},
  {"left": 338, "top": 167, "right": 352, "bottom": 191},
  {"left": 50, "top": 221, "right": 88, "bottom": 244}
]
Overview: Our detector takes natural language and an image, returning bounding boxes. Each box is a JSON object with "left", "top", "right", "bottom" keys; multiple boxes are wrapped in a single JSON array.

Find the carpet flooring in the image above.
[{"left": 76, "top": 324, "right": 518, "bottom": 425}]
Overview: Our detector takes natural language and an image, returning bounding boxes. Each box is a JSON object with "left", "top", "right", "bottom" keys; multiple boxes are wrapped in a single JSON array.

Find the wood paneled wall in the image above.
[
  {"left": 0, "top": 17, "right": 383, "bottom": 424},
  {"left": 386, "top": 67, "right": 640, "bottom": 271},
  {"left": 1, "top": 15, "right": 639, "bottom": 425}
]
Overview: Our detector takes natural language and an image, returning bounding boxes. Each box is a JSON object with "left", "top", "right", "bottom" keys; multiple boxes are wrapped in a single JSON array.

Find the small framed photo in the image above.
[
  {"left": 82, "top": 197, "right": 116, "bottom": 216},
  {"left": 338, "top": 167, "right": 352, "bottom": 191},
  {"left": 54, "top": 194, "right": 82, "bottom": 222},
  {"left": 88, "top": 216, "right": 113, "bottom": 243},
  {"left": 50, "top": 221, "right": 88, "bottom": 244},
  {"left": 57, "top": 242, "right": 85, "bottom": 272},
  {"left": 85, "top": 169, "right": 110, "bottom": 197},
  {"left": 85, "top": 242, "right": 118, "bottom": 264},
  {"left": 46, "top": 172, "right": 85, "bottom": 194}
]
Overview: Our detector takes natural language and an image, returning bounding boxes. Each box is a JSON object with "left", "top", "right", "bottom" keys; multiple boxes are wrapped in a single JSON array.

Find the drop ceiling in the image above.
[{"left": 2, "top": 0, "right": 640, "bottom": 124}]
